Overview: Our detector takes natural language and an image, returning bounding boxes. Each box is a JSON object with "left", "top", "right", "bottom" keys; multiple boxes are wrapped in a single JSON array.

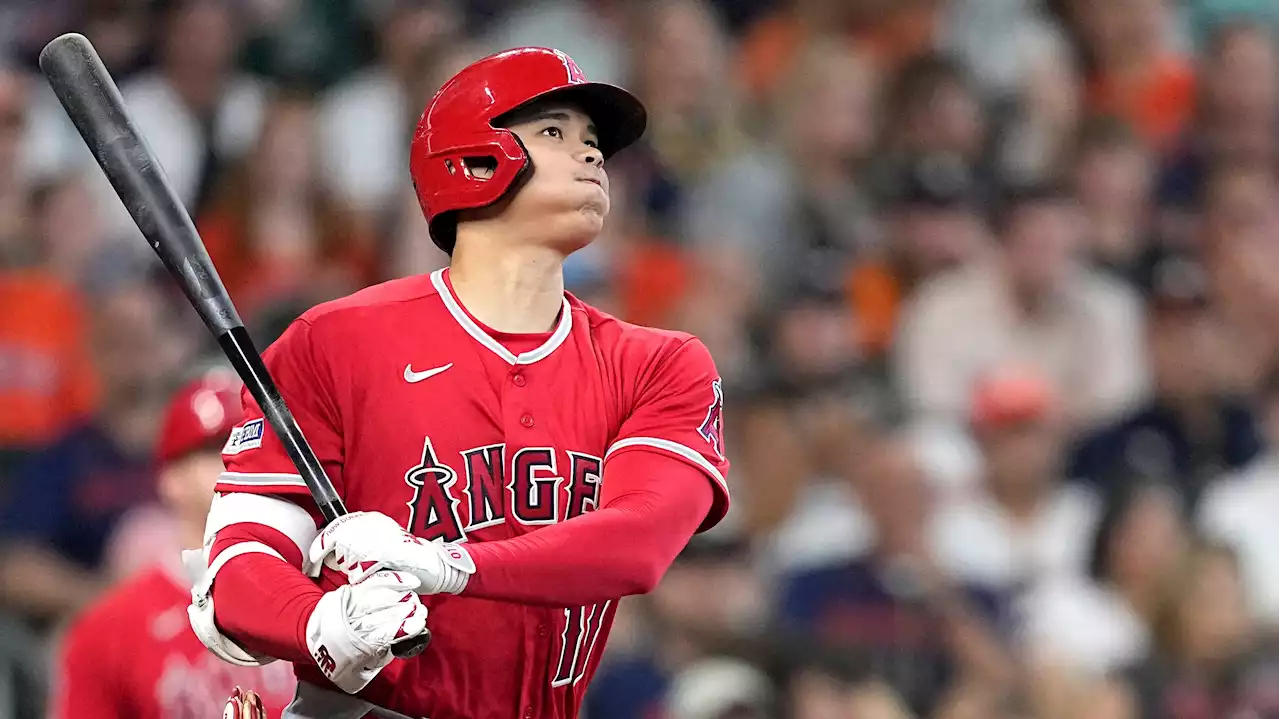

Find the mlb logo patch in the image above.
[{"left": 223, "top": 418, "right": 265, "bottom": 455}]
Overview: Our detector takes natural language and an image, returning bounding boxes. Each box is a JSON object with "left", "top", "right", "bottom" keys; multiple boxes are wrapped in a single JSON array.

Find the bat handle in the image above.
[{"left": 391, "top": 633, "right": 431, "bottom": 658}]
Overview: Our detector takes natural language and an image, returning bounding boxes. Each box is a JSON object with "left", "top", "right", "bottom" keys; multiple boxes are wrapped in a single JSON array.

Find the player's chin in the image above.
[
  {"left": 548, "top": 209, "right": 606, "bottom": 254},
  {"left": 571, "top": 198, "right": 608, "bottom": 229}
]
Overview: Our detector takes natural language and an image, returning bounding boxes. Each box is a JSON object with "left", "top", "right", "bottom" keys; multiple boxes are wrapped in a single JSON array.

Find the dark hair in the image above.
[
  {"left": 888, "top": 53, "right": 973, "bottom": 119},
  {"left": 989, "top": 180, "right": 1074, "bottom": 236},
  {"left": 1087, "top": 478, "right": 1184, "bottom": 582},
  {"left": 1072, "top": 116, "right": 1143, "bottom": 162}
]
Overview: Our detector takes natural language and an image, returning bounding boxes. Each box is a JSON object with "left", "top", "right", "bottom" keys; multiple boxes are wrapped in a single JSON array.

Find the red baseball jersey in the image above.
[
  {"left": 216, "top": 268, "right": 730, "bottom": 719},
  {"left": 52, "top": 564, "right": 297, "bottom": 719}
]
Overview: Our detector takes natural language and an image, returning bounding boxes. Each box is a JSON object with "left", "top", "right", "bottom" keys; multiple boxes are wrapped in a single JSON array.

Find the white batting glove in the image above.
[
  {"left": 307, "top": 570, "right": 430, "bottom": 694},
  {"left": 308, "top": 511, "right": 475, "bottom": 595}
]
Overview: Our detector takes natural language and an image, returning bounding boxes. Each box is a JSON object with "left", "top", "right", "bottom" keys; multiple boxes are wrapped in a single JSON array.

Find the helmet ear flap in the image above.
[{"left": 413, "top": 129, "right": 531, "bottom": 254}]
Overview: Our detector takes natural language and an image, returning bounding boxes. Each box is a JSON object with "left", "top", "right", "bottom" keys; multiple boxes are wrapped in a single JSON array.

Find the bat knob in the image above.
[{"left": 391, "top": 630, "right": 431, "bottom": 659}]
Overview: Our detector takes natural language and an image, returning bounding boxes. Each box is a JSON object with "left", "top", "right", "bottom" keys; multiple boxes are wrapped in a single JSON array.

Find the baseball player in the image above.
[
  {"left": 51, "top": 370, "right": 296, "bottom": 719},
  {"left": 187, "top": 47, "right": 731, "bottom": 719}
]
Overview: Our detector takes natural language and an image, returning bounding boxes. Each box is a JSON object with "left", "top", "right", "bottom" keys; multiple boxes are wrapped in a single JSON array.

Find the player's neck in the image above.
[
  {"left": 448, "top": 232, "right": 567, "bottom": 334},
  {"left": 178, "top": 516, "right": 205, "bottom": 556}
]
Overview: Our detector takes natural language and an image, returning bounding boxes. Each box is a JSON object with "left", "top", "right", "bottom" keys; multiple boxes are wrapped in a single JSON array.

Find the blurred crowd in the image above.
[{"left": 0, "top": 0, "right": 1276, "bottom": 718}]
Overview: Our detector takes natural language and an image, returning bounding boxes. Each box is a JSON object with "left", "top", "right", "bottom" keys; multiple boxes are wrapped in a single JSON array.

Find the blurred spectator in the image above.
[
  {"left": 614, "top": 0, "right": 746, "bottom": 239},
  {"left": 855, "top": 155, "right": 987, "bottom": 357},
  {"left": 1069, "top": 251, "right": 1262, "bottom": 507},
  {"left": 664, "top": 656, "right": 775, "bottom": 719},
  {"left": 786, "top": 652, "right": 936, "bottom": 719},
  {"left": 0, "top": 70, "right": 98, "bottom": 473},
  {"left": 682, "top": 40, "right": 881, "bottom": 316},
  {"left": 198, "top": 91, "right": 372, "bottom": 319},
  {"left": 0, "top": 281, "right": 189, "bottom": 624},
  {"left": 87, "top": 0, "right": 266, "bottom": 244},
  {"left": 895, "top": 183, "right": 1149, "bottom": 431},
  {"left": 609, "top": 0, "right": 754, "bottom": 379},
  {"left": 885, "top": 54, "right": 987, "bottom": 175},
  {"left": 736, "top": 0, "right": 940, "bottom": 111},
  {"left": 929, "top": 368, "right": 1101, "bottom": 597},
  {"left": 239, "top": 0, "right": 370, "bottom": 88},
  {"left": 315, "top": 0, "right": 462, "bottom": 216},
  {"left": 780, "top": 432, "right": 1012, "bottom": 715},
  {"left": 1021, "top": 479, "right": 1189, "bottom": 679},
  {"left": 0, "top": 235, "right": 97, "bottom": 473},
  {"left": 1199, "top": 163, "right": 1279, "bottom": 391},
  {"left": 476, "top": 0, "right": 627, "bottom": 85},
  {"left": 32, "top": 172, "right": 111, "bottom": 291},
  {"left": 1161, "top": 22, "right": 1277, "bottom": 206},
  {"left": 1071, "top": 118, "right": 1157, "bottom": 284},
  {"left": 1197, "top": 369, "right": 1278, "bottom": 631},
  {"left": 738, "top": 375, "right": 878, "bottom": 578},
  {"left": 81, "top": 0, "right": 153, "bottom": 81},
  {"left": 990, "top": 19, "right": 1083, "bottom": 186},
  {"left": 942, "top": 0, "right": 1071, "bottom": 101},
  {"left": 0, "top": 66, "right": 29, "bottom": 239},
  {"left": 1123, "top": 541, "right": 1278, "bottom": 719},
  {"left": 1069, "top": 0, "right": 1198, "bottom": 151},
  {"left": 766, "top": 293, "right": 863, "bottom": 393},
  {"left": 587, "top": 535, "right": 767, "bottom": 719}
]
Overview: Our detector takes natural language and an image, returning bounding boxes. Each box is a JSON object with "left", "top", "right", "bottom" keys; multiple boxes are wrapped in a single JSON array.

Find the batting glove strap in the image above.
[
  {"left": 429, "top": 542, "right": 475, "bottom": 595},
  {"left": 305, "top": 571, "right": 429, "bottom": 694}
]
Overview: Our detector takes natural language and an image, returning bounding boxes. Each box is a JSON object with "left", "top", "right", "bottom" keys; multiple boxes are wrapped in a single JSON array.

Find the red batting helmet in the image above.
[
  {"left": 156, "top": 370, "right": 244, "bottom": 464},
  {"left": 409, "top": 47, "right": 647, "bottom": 253}
]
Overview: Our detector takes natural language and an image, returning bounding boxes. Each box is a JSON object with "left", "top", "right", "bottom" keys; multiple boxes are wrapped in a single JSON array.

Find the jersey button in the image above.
[
  {"left": 537, "top": 623, "right": 549, "bottom": 637},
  {"left": 523, "top": 707, "right": 533, "bottom": 719},
  {"left": 512, "top": 373, "right": 526, "bottom": 387},
  {"left": 520, "top": 414, "right": 535, "bottom": 428}
]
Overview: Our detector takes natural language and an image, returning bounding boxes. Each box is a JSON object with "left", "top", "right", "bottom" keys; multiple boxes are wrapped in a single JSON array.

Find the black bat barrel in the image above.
[{"left": 39, "top": 33, "right": 242, "bottom": 337}]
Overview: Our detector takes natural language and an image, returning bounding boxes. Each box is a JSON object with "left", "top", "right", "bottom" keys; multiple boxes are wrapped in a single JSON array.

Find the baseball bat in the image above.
[{"left": 39, "top": 32, "right": 428, "bottom": 658}]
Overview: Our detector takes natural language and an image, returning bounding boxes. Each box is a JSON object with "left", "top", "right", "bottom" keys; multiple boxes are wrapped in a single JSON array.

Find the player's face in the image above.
[{"left": 492, "top": 103, "right": 610, "bottom": 248}]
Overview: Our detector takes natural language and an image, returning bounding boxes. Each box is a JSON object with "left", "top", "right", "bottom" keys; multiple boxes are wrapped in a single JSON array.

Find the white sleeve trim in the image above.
[
  {"left": 605, "top": 437, "right": 729, "bottom": 495},
  {"left": 218, "top": 471, "right": 308, "bottom": 488},
  {"left": 203, "top": 492, "right": 319, "bottom": 561}
]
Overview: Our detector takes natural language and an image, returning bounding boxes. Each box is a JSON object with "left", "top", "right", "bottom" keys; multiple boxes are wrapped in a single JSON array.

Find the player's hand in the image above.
[
  {"left": 222, "top": 687, "right": 266, "bottom": 719},
  {"left": 308, "top": 511, "right": 475, "bottom": 595},
  {"left": 307, "top": 570, "right": 430, "bottom": 694}
]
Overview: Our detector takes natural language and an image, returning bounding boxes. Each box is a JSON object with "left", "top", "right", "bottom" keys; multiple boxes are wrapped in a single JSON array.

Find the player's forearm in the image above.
[
  {"left": 462, "top": 451, "right": 712, "bottom": 605},
  {"left": 208, "top": 525, "right": 321, "bottom": 664},
  {"left": 0, "top": 544, "right": 105, "bottom": 619}
]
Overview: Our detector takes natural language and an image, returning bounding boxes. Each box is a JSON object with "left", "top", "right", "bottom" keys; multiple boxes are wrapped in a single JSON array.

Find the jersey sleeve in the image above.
[
  {"left": 607, "top": 338, "right": 730, "bottom": 531},
  {"left": 216, "top": 318, "right": 345, "bottom": 503}
]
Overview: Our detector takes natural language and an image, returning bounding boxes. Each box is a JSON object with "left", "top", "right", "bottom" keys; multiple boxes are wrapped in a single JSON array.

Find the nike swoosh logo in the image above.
[{"left": 404, "top": 363, "right": 453, "bottom": 383}]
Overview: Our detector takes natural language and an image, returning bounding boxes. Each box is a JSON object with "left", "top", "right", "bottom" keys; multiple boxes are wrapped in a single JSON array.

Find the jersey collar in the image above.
[{"left": 431, "top": 268, "right": 573, "bottom": 365}]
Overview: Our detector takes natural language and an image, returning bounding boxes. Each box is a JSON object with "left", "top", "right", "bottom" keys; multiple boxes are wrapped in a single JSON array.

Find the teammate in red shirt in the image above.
[
  {"left": 188, "top": 47, "right": 731, "bottom": 719},
  {"left": 51, "top": 370, "right": 296, "bottom": 719}
]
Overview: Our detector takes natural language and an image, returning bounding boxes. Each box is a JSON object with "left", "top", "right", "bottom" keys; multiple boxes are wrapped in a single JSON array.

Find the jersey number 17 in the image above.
[{"left": 551, "top": 601, "right": 611, "bottom": 687}]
